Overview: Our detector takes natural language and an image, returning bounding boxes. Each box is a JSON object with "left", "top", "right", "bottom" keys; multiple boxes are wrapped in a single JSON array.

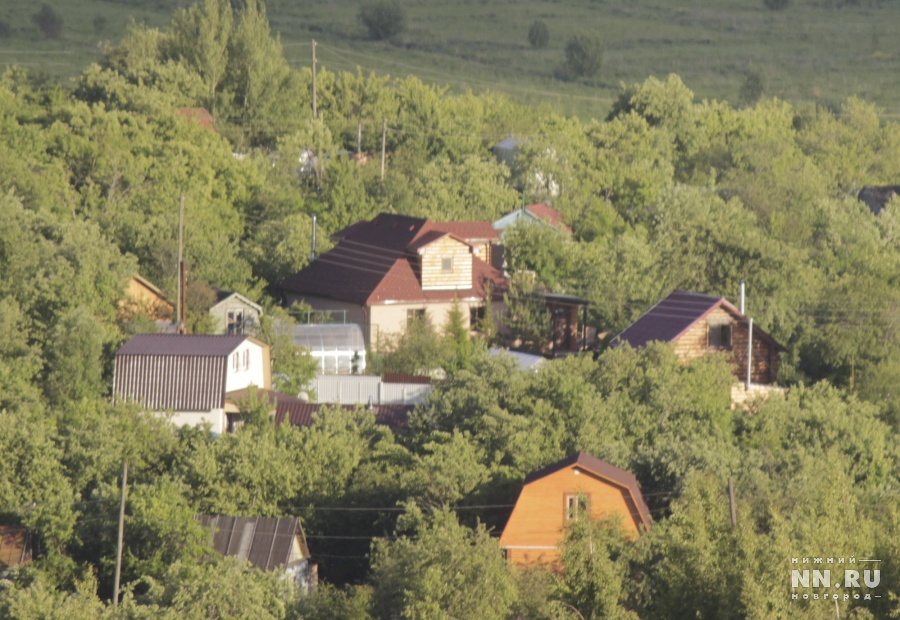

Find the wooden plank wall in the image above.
[{"left": 418, "top": 236, "right": 473, "bottom": 290}]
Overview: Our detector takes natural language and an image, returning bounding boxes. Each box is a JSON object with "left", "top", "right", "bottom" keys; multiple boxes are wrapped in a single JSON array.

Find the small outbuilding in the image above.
[{"left": 197, "top": 514, "right": 316, "bottom": 593}]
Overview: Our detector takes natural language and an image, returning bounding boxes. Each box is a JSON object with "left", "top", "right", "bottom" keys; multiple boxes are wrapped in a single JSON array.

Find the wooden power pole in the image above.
[
  {"left": 380, "top": 118, "right": 387, "bottom": 180},
  {"left": 176, "top": 194, "right": 186, "bottom": 334},
  {"left": 113, "top": 460, "right": 129, "bottom": 608},
  {"left": 311, "top": 40, "right": 317, "bottom": 120}
]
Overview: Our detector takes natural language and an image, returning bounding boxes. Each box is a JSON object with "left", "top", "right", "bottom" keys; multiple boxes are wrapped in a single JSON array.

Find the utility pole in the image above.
[
  {"left": 746, "top": 317, "right": 753, "bottom": 389},
  {"left": 311, "top": 40, "right": 317, "bottom": 120},
  {"left": 113, "top": 460, "right": 129, "bottom": 608},
  {"left": 176, "top": 194, "right": 186, "bottom": 334},
  {"left": 380, "top": 118, "right": 387, "bottom": 180},
  {"left": 728, "top": 477, "right": 737, "bottom": 528}
]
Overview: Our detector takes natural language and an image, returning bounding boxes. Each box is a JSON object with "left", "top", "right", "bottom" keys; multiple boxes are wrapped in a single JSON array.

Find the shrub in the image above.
[
  {"left": 31, "top": 4, "right": 63, "bottom": 40},
  {"left": 528, "top": 20, "right": 549, "bottom": 49},
  {"left": 763, "top": 0, "right": 790, "bottom": 10},
  {"left": 739, "top": 66, "right": 766, "bottom": 105},
  {"left": 564, "top": 34, "right": 603, "bottom": 79},
  {"left": 358, "top": 1, "right": 406, "bottom": 41},
  {"left": 0, "top": 21, "right": 11, "bottom": 39},
  {"left": 92, "top": 16, "right": 107, "bottom": 35}
]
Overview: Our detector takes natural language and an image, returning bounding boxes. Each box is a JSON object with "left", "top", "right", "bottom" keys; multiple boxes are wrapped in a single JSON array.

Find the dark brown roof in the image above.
[
  {"left": 273, "top": 403, "right": 412, "bottom": 431},
  {"left": 281, "top": 213, "right": 507, "bottom": 306},
  {"left": 197, "top": 515, "right": 310, "bottom": 570},
  {"left": 225, "top": 388, "right": 311, "bottom": 420},
  {"left": 0, "top": 526, "right": 32, "bottom": 569},
  {"left": 523, "top": 453, "right": 652, "bottom": 530},
  {"left": 114, "top": 335, "right": 261, "bottom": 411},
  {"left": 612, "top": 290, "right": 784, "bottom": 352}
]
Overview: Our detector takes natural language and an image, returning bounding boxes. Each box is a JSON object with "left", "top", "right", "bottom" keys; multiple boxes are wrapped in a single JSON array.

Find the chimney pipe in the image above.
[
  {"left": 739, "top": 280, "right": 745, "bottom": 314},
  {"left": 310, "top": 213, "right": 317, "bottom": 261}
]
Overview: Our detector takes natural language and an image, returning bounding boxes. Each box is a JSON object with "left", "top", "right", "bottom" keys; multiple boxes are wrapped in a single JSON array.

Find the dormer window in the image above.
[{"left": 441, "top": 257, "right": 453, "bottom": 273}]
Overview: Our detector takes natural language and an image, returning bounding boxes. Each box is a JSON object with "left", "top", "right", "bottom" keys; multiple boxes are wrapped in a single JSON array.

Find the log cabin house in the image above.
[
  {"left": 612, "top": 290, "right": 784, "bottom": 385},
  {"left": 499, "top": 453, "right": 651, "bottom": 568}
]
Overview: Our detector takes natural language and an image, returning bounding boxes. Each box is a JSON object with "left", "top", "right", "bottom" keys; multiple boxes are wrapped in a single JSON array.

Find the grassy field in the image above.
[{"left": 2, "top": 0, "right": 899, "bottom": 120}]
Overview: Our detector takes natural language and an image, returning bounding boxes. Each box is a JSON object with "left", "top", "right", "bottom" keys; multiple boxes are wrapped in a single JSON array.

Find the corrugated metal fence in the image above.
[{"left": 312, "top": 374, "right": 431, "bottom": 405}]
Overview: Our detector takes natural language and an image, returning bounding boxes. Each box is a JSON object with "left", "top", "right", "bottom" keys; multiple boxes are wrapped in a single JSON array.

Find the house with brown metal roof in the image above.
[
  {"left": 280, "top": 213, "right": 507, "bottom": 348},
  {"left": 499, "top": 453, "right": 651, "bottom": 568},
  {"left": 113, "top": 334, "right": 272, "bottom": 434},
  {"left": 612, "top": 290, "right": 785, "bottom": 385},
  {"left": 197, "top": 515, "right": 316, "bottom": 593}
]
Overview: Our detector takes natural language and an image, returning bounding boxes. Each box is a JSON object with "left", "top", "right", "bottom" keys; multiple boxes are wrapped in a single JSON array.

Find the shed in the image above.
[
  {"left": 197, "top": 514, "right": 316, "bottom": 593},
  {"left": 209, "top": 290, "right": 263, "bottom": 336}
]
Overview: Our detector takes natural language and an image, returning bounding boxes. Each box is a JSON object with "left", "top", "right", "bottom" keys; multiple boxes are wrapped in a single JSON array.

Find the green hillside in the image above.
[{"left": 2, "top": 0, "right": 899, "bottom": 119}]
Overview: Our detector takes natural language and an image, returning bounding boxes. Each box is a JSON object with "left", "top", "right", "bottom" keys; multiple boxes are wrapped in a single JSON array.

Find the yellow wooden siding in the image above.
[
  {"left": 499, "top": 466, "right": 642, "bottom": 568},
  {"left": 418, "top": 236, "right": 473, "bottom": 290}
]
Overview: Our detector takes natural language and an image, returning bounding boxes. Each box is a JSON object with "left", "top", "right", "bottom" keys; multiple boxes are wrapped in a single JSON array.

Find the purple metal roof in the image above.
[
  {"left": 116, "top": 334, "right": 248, "bottom": 356},
  {"left": 613, "top": 290, "right": 723, "bottom": 349},
  {"left": 114, "top": 335, "right": 255, "bottom": 411}
]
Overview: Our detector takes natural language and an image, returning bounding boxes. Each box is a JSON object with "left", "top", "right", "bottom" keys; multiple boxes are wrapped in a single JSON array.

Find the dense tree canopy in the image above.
[{"left": 0, "top": 0, "right": 899, "bottom": 617}]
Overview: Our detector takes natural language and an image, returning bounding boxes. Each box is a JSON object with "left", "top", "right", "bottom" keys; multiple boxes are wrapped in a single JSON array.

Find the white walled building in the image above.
[{"left": 113, "top": 334, "right": 272, "bottom": 434}]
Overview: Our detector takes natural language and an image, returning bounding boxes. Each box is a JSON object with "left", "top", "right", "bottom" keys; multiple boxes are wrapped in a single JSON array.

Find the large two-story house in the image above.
[{"left": 279, "top": 213, "right": 507, "bottom": 348}]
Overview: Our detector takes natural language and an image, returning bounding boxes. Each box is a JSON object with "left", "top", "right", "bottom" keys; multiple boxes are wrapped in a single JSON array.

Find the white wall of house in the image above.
[
  {"left": 224, "top": 340, "right": 268, "bottom": 392},
  {"left": 169, "top": 409, "right": 227, "bottom": 435}
]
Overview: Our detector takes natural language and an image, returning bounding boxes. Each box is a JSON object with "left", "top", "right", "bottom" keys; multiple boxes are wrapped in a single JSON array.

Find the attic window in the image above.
[
  {"left": 227, "top": 309, "right": 245, "bottom": 335},
  {"left": 565, "top": 494, "right": 589, "bottom": 520},
  {"left": 708, "top": 322, "right": 732, "bottom": 350},
  {"left": 441, "top": 257, "right": 453, "bottom": 273}
]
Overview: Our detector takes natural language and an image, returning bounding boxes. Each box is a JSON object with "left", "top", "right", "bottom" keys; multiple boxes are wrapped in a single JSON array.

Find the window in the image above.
[
  {"left": 407, "top": 308, "right": 426, "bottom": 326},
  {"left": 226, "top": 309, "right": 245, "bottom": 335},
  {"left": 565, "top": 494, "right": 589, "bottom": 520},
  {"left": 469, "top": 306, "right": 485, "bottom": 330},
  {"left": 441, "top": 256, "right": 453, "bottom": 273},
  {"left": 243, "top": 349, "right": 250, "bottom": 370},
  {"left": 232, "top": 352, "right": 239, "bottom": 372},
  {"left": 708, "top": 322, "right": 732, "bottom": 349}
]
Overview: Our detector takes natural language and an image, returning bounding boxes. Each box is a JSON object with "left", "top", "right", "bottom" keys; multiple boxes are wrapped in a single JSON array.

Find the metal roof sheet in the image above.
[
  {"left": 197, "top": 515, "right": 309, "bottom": 570},
  {"left": 117, "top": 334, "right": 248, "bottom": 356}
]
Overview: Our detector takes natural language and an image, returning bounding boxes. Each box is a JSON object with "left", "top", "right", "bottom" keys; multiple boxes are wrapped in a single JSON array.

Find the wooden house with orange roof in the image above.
[{"left": 499, "top": 453, "right": 651, "bottom": 568}]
